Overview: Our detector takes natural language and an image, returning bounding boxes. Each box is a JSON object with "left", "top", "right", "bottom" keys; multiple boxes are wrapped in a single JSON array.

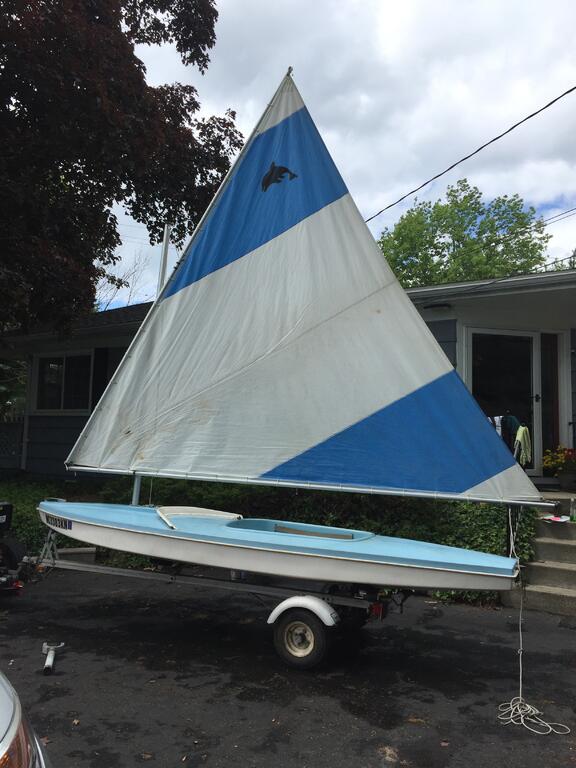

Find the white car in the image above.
[{"left": 0, "top": 671, "right": 50, "bottom": 767}]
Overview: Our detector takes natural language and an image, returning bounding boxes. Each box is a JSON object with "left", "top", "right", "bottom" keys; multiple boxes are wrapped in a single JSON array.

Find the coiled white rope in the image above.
[{"left": 498, "top": 508, "right": 571, "bottom": 735}]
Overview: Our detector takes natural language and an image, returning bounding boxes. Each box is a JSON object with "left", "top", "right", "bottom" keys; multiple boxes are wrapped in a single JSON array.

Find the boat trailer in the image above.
[{"left": 28, "top": 529, "right": 410, "bottom": 669}]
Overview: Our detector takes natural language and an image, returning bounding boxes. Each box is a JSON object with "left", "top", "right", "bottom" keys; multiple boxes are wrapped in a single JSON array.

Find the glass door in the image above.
[{"left": 470, "top": 331, "right": 541, "bottom": 473}]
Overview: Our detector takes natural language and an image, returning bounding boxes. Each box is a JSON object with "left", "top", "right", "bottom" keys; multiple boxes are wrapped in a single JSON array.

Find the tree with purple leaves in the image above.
[{"left": 0, "top": 0, "right": 243, "bottom": 333}]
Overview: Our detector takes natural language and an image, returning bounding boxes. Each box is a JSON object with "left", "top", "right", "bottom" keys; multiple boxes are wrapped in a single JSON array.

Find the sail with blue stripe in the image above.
[{"left": 67, "top": 72, "right": 540, "bottom": 504}]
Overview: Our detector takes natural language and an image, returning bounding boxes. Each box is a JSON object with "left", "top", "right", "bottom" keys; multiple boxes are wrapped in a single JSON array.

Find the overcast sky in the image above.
[{"left": 107, "top": 0, "right": 576, "bottom": 307}]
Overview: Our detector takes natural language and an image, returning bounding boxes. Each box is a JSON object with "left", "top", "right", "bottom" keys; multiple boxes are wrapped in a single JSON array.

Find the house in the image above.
[
  {"left": 0, "top": 303, "right": 150, "bottom": 474},
  {"left": 413, "top": 270, "right": 576, "bottom": 478},
  {"left": 1, "top": 269, "right": 575, "bottom": 478}
]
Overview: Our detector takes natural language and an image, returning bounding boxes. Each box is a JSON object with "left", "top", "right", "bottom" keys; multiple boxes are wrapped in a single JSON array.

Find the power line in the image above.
[
  {"left": 410, "top": 217, "right": 576, "bottom": 300},
  {"left": 542, "top": 207, "right": 576, "bottom": 225},
  {"left": 117, "top": 222, "right": 148, "bottom": 231},
  {"left": 412, "top": 204, "right": 576, "bottom": 266},
  {"left": 365, "top": 83, "right": 576, "bottom": 224},
  {"left": 460, "top": 207, "right": 576, "bottom": 270},
  {"left": 546, "top": 252, "right": 576, "bottom": 267},
  {"left": 416, "top": 251, "right": 576, "bottom": 300},
  {"left": 401, "top": 204, "right": 576, "bottom": 299}
]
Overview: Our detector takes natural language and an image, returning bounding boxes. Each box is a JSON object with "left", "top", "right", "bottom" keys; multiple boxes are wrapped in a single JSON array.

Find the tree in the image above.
[
  {"left": 96, "top": 248, "right": 154, "bottom": 310},
  {"left": 378, "top": 179, "right": 551, "bottom": 288},
  {"left": 0, "top": 0, "right": 243, "bottom": 334},
  {"left": 551, "top": 247, "right": 576, "bottom": 272}
]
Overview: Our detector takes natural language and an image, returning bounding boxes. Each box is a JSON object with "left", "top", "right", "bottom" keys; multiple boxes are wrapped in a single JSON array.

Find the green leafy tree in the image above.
[
  {"left": 0, "top": 0, "right": 243, "bottom": 334},
  {"left": 378, "top": 179, "right": 551, "bottom": 288},
  {"left": 551, "top": 246, "right": 576, "bottom": 271}
]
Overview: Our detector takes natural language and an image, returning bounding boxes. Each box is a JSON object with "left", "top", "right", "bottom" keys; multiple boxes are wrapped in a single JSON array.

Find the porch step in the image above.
[
  {"left": 539, "top": 494, "right": 576, "bottom": 515},
  {"left": 535, "top": 519, "right": 576, "bottom": 540},
  {"left": 503, "top": 584, "right": 576, "bottom": 617},
  {"left": 534, "top": 537, "right": 576, "bottom": 563},
  {"left": 526, "top": 561, "right": 576, "bottom": 590}
]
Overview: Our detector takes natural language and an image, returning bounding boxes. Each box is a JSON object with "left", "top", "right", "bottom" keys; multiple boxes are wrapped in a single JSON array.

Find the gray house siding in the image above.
[
  {"left": 426, "top": 319, "right": 457, "bottom": 367},
  {"left": 0, "top": 417, "right": 23, "bottom": 470},
  {"left": 22, "top": 345, "right": 128, "bottom": 475},
  {"left": 570, "top": 328, "right": 576, "bottom": 448},
  {"left": 25, "top": 414, "right": 88, "bottom": 475}
]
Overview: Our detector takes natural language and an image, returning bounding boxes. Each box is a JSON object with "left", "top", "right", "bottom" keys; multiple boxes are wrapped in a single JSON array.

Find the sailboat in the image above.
[{"left": 38, "top": 71, "right": 542, "bottom": 593}]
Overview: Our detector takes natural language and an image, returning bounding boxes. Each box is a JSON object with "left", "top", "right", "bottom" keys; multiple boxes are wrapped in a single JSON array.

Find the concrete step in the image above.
[
  {"left": 503, "top": 584, "right": 576, "bottom": 616},
  {"left": 534, "top": 537, "right": 576, "bottom": 564},
  {"left": 536, "top": 519, "right": 576, "bottom": 540},
  {"left": 539, "top": 494, "right": 576, "bottom": 517},
  {"left": 526, "top": 561, "right": 576, "bottom": 590}
]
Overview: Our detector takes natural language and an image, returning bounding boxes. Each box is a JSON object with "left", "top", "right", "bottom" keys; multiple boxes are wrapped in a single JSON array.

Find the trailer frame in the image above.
[{"left": 27, "top": 530, "right": 409, "bottom": 669}]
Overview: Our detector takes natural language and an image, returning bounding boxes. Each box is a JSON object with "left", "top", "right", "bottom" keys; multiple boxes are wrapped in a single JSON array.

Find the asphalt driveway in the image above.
[{"left": 0, "top": 570, "right": 575, "bottom": 767}]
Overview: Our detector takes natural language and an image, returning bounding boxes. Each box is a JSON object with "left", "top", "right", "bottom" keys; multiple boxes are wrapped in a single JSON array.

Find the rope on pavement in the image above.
[{"left": 498, "top": 508, "right": 570, "bottom": 736}]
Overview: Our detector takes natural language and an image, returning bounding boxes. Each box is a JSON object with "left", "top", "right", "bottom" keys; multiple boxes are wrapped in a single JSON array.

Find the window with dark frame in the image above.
[{"left": 36, "top": 354, "right": 91, "bottom": 411}]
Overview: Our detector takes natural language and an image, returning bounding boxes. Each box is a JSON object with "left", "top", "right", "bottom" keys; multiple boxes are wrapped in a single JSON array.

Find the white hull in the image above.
[{"left": 39, "top": 510, "right": 515, "bottom": 592}]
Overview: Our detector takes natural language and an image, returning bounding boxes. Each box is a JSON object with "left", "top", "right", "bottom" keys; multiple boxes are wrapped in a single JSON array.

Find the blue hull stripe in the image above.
[
  {"left": 164, "top": 108, "right": 348, "bottom": 298},
  {"left": 261, "top": 370, "right": 516, "bottom": 493}
]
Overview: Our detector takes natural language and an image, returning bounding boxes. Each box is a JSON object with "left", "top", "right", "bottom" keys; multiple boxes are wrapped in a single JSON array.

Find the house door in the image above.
[{"left": 469, "top": 330, "right": 543, "bottom": 474}]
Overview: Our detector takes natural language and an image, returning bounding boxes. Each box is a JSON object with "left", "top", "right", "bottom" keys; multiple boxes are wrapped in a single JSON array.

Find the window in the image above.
[{"left": 36, "top": 354, "right": 91, "bottom": 411}]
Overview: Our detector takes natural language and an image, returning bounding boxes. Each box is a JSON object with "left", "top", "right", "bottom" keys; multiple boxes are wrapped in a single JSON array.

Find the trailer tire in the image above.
[{"left": 273, "top": 608, "right": 330, "bottom": 669}]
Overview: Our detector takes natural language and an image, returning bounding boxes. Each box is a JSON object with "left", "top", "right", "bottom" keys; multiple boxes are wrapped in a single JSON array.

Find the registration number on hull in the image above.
[{"left": 45, "top": 513, "right": 73, "bottom": 531}]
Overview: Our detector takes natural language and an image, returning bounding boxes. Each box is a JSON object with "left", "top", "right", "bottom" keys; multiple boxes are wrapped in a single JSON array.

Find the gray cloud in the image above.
[{"left": 109, "top": 0, "right": 576, "bottom": 305}]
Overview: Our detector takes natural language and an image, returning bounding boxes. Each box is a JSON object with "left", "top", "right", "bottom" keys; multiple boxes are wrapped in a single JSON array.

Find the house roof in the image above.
[
  {"left": 2, "top": 301, "right": 153, "bottom": 342},
  {"left": 73, "top": 302, "right": 153, "bottom": 330},
  {"left": 407, "top": 269, "right": 576, "bottom": 303},
  {"left": 0, "top": 301, "right": 154, "bottom": 357}
]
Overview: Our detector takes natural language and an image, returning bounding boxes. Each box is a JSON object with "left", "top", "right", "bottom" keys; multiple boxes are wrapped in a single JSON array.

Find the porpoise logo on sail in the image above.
[{"left": 261, "top": 162, "right": 298, "bottom": 192}]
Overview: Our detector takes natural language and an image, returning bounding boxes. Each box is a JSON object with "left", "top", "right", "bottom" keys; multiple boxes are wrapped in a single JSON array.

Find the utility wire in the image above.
[
  {"left": 408, "top": 204, "right": 576, "bottom": 276},
  {"left": 546, "top": 251, "right": 576, "bottom": 267},
  {"left": 365, "top": 84, "right": 576, "bottom": 224},
  {"left": 0, "top": 204, "right": 571, "bottom": 294},
  {"left": 409, "top": 208, "right": 576, "bottom": 300}
]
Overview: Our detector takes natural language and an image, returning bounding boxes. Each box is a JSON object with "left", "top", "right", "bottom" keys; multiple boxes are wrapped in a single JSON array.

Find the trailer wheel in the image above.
[{"left": 273, "top": 608, "right": 330, "bottom": 669}]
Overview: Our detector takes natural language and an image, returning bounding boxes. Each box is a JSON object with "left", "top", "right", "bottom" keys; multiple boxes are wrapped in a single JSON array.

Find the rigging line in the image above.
[
  {"left": 497, "top": 511, "right": 570, "bottom": 735},
  {"left": 364, "top": 83, "right": 576, "bottom": 223},
  {"left": 498, "top": 593, "right": 571, "bottom": 734}
]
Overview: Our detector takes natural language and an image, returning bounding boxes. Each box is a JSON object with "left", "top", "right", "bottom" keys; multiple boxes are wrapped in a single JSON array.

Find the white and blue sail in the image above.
[{"left": 67, "top": 73, "right": 540, "bottom": 505}]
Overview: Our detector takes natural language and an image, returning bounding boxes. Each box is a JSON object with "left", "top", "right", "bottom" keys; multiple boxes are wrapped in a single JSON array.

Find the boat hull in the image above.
[{"left": 38, "top": 503, "right": 517, "bottom": 592}]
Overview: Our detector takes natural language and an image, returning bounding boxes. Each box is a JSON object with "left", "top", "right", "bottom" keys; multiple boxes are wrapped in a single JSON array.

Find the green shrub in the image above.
[{"left": 0, "top": 473, "right": 101, "bottom": 551}]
